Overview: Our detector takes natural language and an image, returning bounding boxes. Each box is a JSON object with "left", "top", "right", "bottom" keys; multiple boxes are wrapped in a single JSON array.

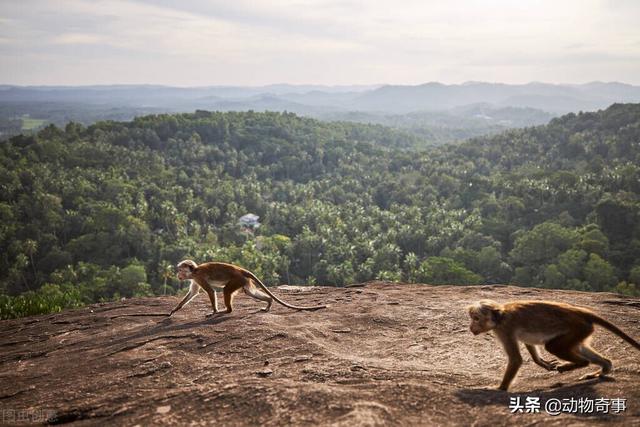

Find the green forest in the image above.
[{"left": 1, "top": 104, "right": 639, "bottom": 319}]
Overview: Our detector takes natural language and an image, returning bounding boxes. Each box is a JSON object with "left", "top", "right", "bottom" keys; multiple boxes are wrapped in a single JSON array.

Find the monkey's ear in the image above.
[{"left": 490, "top": 308, "right": 503, "bottom": 324}]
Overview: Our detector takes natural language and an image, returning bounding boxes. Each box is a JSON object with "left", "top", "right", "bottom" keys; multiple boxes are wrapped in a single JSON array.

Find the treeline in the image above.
[{"left": 1, "top": 105, "right": 639, "bottom": 318}]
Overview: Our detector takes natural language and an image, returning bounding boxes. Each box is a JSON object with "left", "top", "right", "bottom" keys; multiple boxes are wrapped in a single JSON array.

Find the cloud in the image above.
[
  {"left": 0, "top": 0, "right": 639, "bottom": 85},
  {"left": 51, "top": 33, "right": 107, "bottom": 45}
]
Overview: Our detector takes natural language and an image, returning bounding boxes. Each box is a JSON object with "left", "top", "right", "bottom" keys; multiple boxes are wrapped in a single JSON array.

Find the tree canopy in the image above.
[{"left": 2, "top": 104, "right": 640, "bottom": 318}]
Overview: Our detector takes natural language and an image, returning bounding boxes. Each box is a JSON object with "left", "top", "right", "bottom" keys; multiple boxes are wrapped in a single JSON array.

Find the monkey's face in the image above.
[
  {"left": 176, "top": 260, "right": 197, "bottom": 280},
  {"left": 468, "top": 300, "right": 502, "bottom": 335},
  {"left": 468, "top": 310, "right": 495, "bottom": 335},
  {"left": 177, "top": 266, "right": 192, "bottom": 281}
]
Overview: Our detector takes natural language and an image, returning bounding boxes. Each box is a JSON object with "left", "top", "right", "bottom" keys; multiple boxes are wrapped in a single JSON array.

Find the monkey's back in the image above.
[
  {"left": 503, "top": 300, "right": 595, "bottom": 333},
  {"left": 197, "top": 262, "right": 248, "bottom": 281}
]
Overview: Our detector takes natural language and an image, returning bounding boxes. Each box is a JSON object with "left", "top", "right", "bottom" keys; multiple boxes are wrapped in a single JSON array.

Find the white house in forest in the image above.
[{"left": 238, "top": 213, "right": 260, "bottom": 229}]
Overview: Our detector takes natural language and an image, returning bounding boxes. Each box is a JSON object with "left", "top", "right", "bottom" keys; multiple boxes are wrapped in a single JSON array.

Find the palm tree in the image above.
[
  {"left": 160, "top": 261, "right": 174, "bottom": 296},
  {"left": 24, "top": 239, "right": 38, "bottom": 280}
]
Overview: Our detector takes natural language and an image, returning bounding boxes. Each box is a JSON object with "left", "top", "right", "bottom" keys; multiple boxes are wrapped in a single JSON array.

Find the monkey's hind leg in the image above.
[
  {"left": 577, "top": 344, "right": 612, "bottom": 380},
  {"left": 545, "top": 334, "right": 590, "bottom": 373},
  {"left": 244, "top": 281, "right": 273, "bottom": 312}
]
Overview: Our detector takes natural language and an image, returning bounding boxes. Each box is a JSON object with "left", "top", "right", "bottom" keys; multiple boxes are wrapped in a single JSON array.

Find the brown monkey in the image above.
[
  {"left": 169, "top": 260, "right": 326, "bottom": 316},
  {"left": 467, "top": 299, "right": 640, "bottom": 391}
]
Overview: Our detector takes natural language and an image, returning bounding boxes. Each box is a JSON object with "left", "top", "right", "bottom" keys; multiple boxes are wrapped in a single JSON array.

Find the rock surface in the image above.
[{"left": 1, "top": 282, "right": 639, "bottom": 426}]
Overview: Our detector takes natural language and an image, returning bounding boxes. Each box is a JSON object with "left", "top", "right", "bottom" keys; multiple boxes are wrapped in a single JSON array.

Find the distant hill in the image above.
[
  {"left": 349, "top": 81, "right": 640, "bottom": 113},
  {"left": 320, "top": 105, "right": 556, "bottom": 144},
  {"left": 3, "top": 81, "right": 639, "bottom": 142},
  {"left": 0, "top": 84, "right": 374, "bottom": 107},
  {"left": 2, "top": 81, "right": 639, "bottom": 114}
]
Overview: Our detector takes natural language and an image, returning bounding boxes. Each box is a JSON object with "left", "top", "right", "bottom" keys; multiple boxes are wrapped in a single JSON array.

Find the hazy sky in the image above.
[{"left": 1, "top": 0, "right": 639, "bottom": 86}]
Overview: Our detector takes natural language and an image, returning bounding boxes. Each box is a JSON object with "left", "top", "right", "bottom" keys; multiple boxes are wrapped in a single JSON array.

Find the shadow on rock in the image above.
[{"left": 456, "top": 380, "right": 619, "bottom": 420}]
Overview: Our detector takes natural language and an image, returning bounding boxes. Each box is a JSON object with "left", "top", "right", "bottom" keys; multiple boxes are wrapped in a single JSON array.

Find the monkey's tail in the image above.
[
  {"left": 585, "top": 312, "right": 640, "bottom": 351},
  {"left": 242, "top": 271, "right": 327, "bottom": 311}
]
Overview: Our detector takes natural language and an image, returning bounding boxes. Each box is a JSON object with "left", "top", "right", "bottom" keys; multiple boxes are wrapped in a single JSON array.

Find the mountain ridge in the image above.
[{"left": 3, "top": 81, "right": 640, "bottom": 113}]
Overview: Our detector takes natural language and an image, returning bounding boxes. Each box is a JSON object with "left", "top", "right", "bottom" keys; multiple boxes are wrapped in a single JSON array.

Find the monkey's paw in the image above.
[
  {"left": 541, "top": 358, "right": 559, "bottom": 371},
  {"left": 556, "top": 362, "right": 579, "bottom": 373},
  {"left": 579, "top": 371, "right": 608, "bottom": 381},
  {"left": 205, "top": 311, "right": 220, "bottom": 318}
]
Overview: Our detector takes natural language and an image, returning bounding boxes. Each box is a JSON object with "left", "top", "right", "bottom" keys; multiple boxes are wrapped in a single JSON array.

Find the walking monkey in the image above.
[
  {"left": 468, "top": 299, "right": 640, "bottom": 390},
  {"left": 169, "top": 260, "right": 326, "bottom": 316}
]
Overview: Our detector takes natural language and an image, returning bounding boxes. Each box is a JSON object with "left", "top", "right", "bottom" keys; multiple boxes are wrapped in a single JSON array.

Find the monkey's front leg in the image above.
[
  {"left": 204, "top": 287, "right": 221, "bottom": 317},
  {"left": 498, "top": 338, "right": 523, "bottom": 391},
  {"left": 526, "top": 344, "right": 558, "bottom": 371},
  {"left": 169, "top": 282, "right": 200, "bottom": 316}
]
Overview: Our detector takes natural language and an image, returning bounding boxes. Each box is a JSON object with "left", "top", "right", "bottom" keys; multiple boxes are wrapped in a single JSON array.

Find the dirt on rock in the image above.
[{"left": 1, "top": 282, "right": 639, "bottom": 426}]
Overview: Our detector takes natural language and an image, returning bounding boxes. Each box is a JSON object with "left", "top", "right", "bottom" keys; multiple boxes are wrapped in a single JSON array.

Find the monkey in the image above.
[
  {"left": 467, "top": 299, "right": 640, "bottom": 391},
  {"left": 169, "top": 259, "right": 326, "bottom": 316}
]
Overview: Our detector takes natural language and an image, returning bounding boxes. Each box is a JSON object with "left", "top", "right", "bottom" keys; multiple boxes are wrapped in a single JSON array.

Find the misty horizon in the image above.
[
  {"left": 2, "top": 1, "right": 640, "bottom": 86},
  {"left": 2, "top": 80, "right": 640, "bottom": 89}
]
